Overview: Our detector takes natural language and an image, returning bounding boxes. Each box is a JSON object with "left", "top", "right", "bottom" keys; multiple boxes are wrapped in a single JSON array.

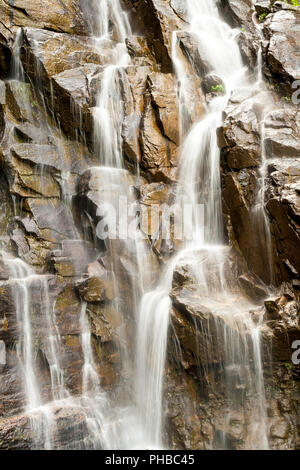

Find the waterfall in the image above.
[
  {"left": 1, "top": 0, "right": 275, "bottom": 451},
  {"left": 75, "top": 0, "right": 162, "bottom": 450},
  {"left": 133, "top": 0, "right": 270, "bottom": 449},
  {"left": 4, "top": 254, "right": 69, "bottom": 449}
]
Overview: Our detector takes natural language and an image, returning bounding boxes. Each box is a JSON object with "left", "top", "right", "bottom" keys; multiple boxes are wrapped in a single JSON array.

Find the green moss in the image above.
[
  {"left": 211, "top": 84, "right": 225, "bottom": 94},
  {"left": 259, "top": 12, "right": 268, "bottom": 22}
]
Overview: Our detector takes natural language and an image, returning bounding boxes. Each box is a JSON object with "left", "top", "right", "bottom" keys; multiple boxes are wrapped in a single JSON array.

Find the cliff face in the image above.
[{"left": 0, "top": 0, "right": 299, "bottom": 450}]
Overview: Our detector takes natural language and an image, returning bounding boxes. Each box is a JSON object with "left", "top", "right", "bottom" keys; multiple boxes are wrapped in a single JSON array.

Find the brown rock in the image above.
[
  {"left": 0, "top": 0, "right": 87, "bottom": 46},
  {"left": 263, "top": 9, "right": 300, "bottom": 93},
  {"left": 77, "top": 276, "right": 115, "bottom": 302}
]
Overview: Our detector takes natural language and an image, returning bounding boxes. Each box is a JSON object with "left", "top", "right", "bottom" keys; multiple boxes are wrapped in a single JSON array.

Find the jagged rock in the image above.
[
  {"left": 264, "top": 108, "right": 300, "bottom": 159},
  {"left": 238, "top": 273, "right": 268, "bottom": 301},
  {"left": 77, "top": 276, "right": 115, "bottom": 302},
  {"left": 0, "top": 406, "right": 90, "bottom": 450},
  {"left": 25, "top": 198, "right": 77, "bottom": 244},
  {"left": 263, "top": 291, "right": 300, "bottom": 361},
  {"left": 52, "top": 240, "right": 98, "bottom": 278},
  {"left": 122, "top": 0, "right": 183, "bottom": 72},
  {"left": 169, "top": 251, "right": 248, "bottom": 369},
  {"left": 218, "top": 89, "right": 263, "bottom": 169},
  {"left": 140, "top": 84, "right": 178, "bottom": 182},
  {"left": 121, "top": 66, "right": 152, "bottom": 166},
  {"left": 11, "top": 142, "right": 94, "bottom": 175},
  {"left": 20, "top": 28, "right": 103, "bottom": 146},
  {"left": 263, "top": 8, "right": 300, "bottom": 93},
  {"left": 219, "top": 0, "right": 259, "bottom": 69},
  {"left": 270, "top": 418, "right": 290, "bottom": 440},
  {"left": 0, "top": 282, "right": 16, "bottom": 343},
  {"left": 220, "top": 0, "right": 254, "bottom": 30},
  {"left": 255, "top": 1, "right": 271, "bottom": 16},
  {"left": 121, "top": 67, "right": 180, "bottom": 182},
  {"left": 0, "top": 175, "right": 13, "bottom": 239},
  {"left": 0, "top": 43, "right": 10, "bottom": 78},
  {"left": 125, "top": 36, "right": 155, "bottom": 67},
  {"left": 4, "top": 80, "right": 39, "bottom": 123},
  {"left": 0, "top": 0, "right": 87, "bottom": 47},
  {"left": 122, "top": 68, "right": 189, "bottom": 180},
  {"left": 266, "top": 159, "right": 300, "bottom": 282},
  {"left": 222, "top": 167, "right": 275, "bottom": 284},
  {"left": 202, "top": 74, "right": 225, "bottom": 96},
  {"left": 147, "top": 73, "right": 179, "bottom": 145},
  {"left": 22, "top": 28, "right": 104, "bottom": 77},
  {"left": 139, "top": 182, "right": 179, "bottom": 257}
]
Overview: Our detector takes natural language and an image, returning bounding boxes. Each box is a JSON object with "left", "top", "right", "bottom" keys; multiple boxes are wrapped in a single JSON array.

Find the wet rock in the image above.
[
  {"left": 122, "top": 0, "right": 183, "bottom": 72},
  {"left": 125, "top": 36, "right": 155, "bottom": 67},
  {"left": 218, "top": 89, "right": 263, "bottom": 169},
  {"left": 270, "top": 418, "right": 290, "bottom": 440},
  {"left": 140, "top": 88, "right": 178, "bottom": 182},
  {"left": 0, "top": 175, "right": 13, "bottom": 239},
  {"left": 266, "top": 159, "right": 300, "bottom": 282},
  {"left": 170, "top": 292, "right": 246, "bottom": 371},
  {"left": 255, "top": 1, "right": 271, "bottom": 16},
  {"left": 202, "top": 74, "right": 225, "bottom": 96},
  {"left": 0, "top": 255, "right": 9, "bottom": 281},
  {"left": 0, "top": 405, "right": 90, "bottom": 450},
  {"left": 177, "top": 31, "right": 211, "bottom": 79},
  {"left": 5, "top": 80, "right": 38, "bottom": 123},
  {"left": 20, "top": 28, "right": 103, "bottom": 146},
  {"left": 263, "top": 291, "right": 300, "bottom": 361},
  {"left": 52, "top": 240, "right": 98, "bottom": 278},
  {"left": 22, "top": 28, "right": 104, "bottom": 76},
  {"left": 218, "top": 0, "right": 259, "bottom": 69},
  {"left": 0, "top": 0, "right": 87, "bottom": 46},
  {"left": 77, "top": 276, "right": 115, "bottom": 303},
  {"left": 25, "top": 198, "right": 77, "bottom": 243},
  {"left": 0, "top": 282, "right": 16, "bottom": 343},
  {"left": 263, "top": 8, "right": 300, "bottom": 93},
  {"left": 148, "top": 72, "right": 179, "bottom": 145},
  {"left": 139, "top": 182, "right": 179, "bottom": 257},
  {"left": 121, "top": 68, "right": 180, "bottom": 182},
  {"left": 238, "top": 273, "right": 268, "bottom": 301},
  {"left": 11, "top": 141, "right": 93, "bottom": 175},
  {"left": 164, "top": 366, "right": 207, "bottom": 450},
  {"left": 220, "top": 0, "right": 254, "bottom": 30},
  {"left": 222, "top": 168, "right": 273, "bottom": 283},
  {"left": 264, "top": 108, "right": 300, "bottom": 159}
]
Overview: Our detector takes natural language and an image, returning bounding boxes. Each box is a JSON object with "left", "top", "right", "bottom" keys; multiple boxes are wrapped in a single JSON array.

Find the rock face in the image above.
[
  {"left": 0, "top": 0, "right": 299, "bottom": 452},
  {"left": 262, "top": 8, "right": 300, "bottom": 93},
  {"left": 0, "top": 0, "right": 87, "bottom": 46}
]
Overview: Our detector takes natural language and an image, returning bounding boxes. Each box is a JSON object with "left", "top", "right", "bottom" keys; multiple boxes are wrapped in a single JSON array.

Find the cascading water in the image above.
[
  {"left": 4, "top": 254, "right": 69, "bottom": 449},
  {"left": 1, "top": 0, "right": 275, "bottom": 451},
  {"left": 134, "top": 0, "right": 271, "bottom": 449}
]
